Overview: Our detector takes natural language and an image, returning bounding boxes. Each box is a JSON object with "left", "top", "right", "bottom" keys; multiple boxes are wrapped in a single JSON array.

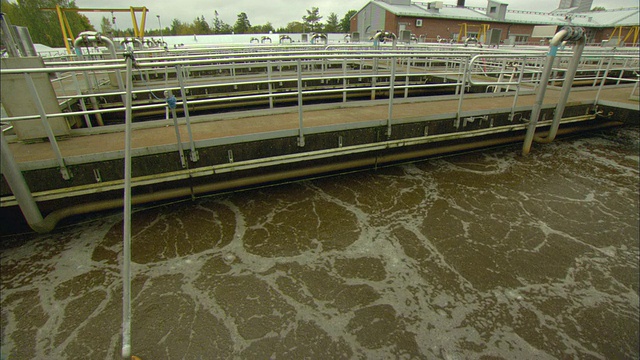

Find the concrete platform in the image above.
[
  {"left": 1, "top": 84, "right": 637, "bottom": 233},
  {"left": 5, "top": 86, "right": 637, "bottom": 165}
]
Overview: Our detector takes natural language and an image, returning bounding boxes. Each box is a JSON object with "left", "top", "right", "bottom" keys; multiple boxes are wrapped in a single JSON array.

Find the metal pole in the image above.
[
  {"left": 121, "top": 50, "right": 134, "bottom": 360},
  {"left": 537, "top": 38, "right": 586, "bottom": 143},
  {"left": 267, "top": 60, "right": 274, "bottom": 109},
  {"left": 23, "top": 73, "right": 72, "bottom": 180},
  {"left": 71, "top": 71, "right": 92, "bottom": 128},
  {"left": 157, "top": 15, "right": 163, "bottom": 43},
  {"left": 0, "top": 130, "right": 46, "bottom": 233},
  {"left": 165, "top": 90, "right": 187, "bottom": 168},
  {"left": 342, "top": 58, "right": 347, "bottom": 103},
  {"left": 175, "top": 64, "right": 199, "bottom": 162},
  {"left": 522, "top": 48, "right": 558, "bottom": 155},
  {"left": 509, "top": 57, "right": 527, "bottom": 121},
  {"left": 387, "top": 57, "right": 396, "bottom": 137},
  {"left": 455, "top": 56, "right": 470, "bottom": 128},
  {"left": 594, "top": 57, "right": 613, "bottom": 104},
  {"left": 296, "top": 58, "right": 305, "bottom": 147}
]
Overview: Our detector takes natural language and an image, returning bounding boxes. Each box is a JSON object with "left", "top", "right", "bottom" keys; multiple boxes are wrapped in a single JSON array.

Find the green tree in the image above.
[
  {"left": 1, "top": 0, "right": 94, "bottom": 47},
  {"left": 100, "top": 16, "right": 113, "bottom": 36},
  {"left": 250, "top": 22, "right": 274, "bottom": 34},
  {"left": 193, "top": 15, "right": 210, "bottom": 34},
  {"left": 591, "top": 6, "right": 606, "bottom": 11},
  {"left": 325, "top": 12, "right": 339, "bottom": 33},
  {"left": 340, "top": 10, "right": 357, "bottom": 33},
  {"left": 303, "top": 7, "right": 322, "bottom": 32},
  {"left": 170, "top": 18, "right": 184, "bottom": 35},
  {"left": 233, "top": 12, "right": 251, "bottom": 34},
  {"left": 282, "top": 21, "right": 304, "bottom": 33}
]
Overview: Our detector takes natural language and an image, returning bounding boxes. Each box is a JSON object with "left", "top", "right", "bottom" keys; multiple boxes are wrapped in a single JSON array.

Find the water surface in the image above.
[{"left": 2, "top": 127, "right": 638, "bottom": 359}]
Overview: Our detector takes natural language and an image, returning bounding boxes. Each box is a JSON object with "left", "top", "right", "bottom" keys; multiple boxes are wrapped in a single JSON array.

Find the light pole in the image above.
[{"left": 156, "top": 15, "right": 164, "bottom": 43}]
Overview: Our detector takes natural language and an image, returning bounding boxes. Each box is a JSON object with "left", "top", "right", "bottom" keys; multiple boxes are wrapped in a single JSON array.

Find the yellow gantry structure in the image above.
[
  {"left": 457, "top": 23, "right": 491, "bottom": 43},
  {"left": 608, "top": 26, "right": 639, "bottom": 47},
  {"left": 41, "top": 6, "right": 149, "bottom": 54}
]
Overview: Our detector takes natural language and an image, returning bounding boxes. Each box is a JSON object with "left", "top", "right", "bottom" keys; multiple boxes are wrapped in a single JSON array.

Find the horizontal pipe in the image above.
[{"left": 31, "top": 120, "right": 621, "bottom": 233}]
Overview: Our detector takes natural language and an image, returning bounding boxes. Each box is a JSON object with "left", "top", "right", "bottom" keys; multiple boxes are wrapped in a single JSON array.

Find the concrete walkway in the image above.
[{"left": 6, "top": 86, "right": 638, "bottom": 165}]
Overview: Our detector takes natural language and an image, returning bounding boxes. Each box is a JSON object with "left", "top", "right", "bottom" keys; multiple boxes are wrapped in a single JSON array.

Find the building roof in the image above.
[{"left": 366, "top": 0, "right": 639, "bottom": 27}]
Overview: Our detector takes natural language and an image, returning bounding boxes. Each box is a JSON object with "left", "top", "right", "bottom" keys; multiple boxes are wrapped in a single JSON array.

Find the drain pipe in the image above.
[
  {"left": 1, "top": 130, "right": 46, "bottom": 233},
  {"left": 522, "top": 26, "right": 585, "bottom": 155},
  {"left": 534, "top": 29, "right": 586, "bottom": 144}
]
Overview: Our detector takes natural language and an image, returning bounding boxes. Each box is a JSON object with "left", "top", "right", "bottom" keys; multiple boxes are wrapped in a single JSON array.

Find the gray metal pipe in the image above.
[
  {"left": 522, "top": 27, "right": 584, "bottom": 155},
  {"left": 121, "top": 50, "right": 134, "bottom": 360},
  {"left": 535, "top": 36, "right": 586, "bottom": 143},
  {"left": 373, "top": 31, "right": 397, "bottom": 49},
  {"left": 1, "top": 130, "right": 46, "bottom": 232}
]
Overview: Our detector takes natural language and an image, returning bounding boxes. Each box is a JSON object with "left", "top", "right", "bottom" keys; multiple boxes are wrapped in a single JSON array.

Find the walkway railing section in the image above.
[{"left": 1, "top": 47, "right": 639, "bottom": 179}]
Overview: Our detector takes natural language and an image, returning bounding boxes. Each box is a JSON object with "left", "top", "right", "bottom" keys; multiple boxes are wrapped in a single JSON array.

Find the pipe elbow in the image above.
[{"left": 549, "top": 30, "right": 568, "bottom": 46}]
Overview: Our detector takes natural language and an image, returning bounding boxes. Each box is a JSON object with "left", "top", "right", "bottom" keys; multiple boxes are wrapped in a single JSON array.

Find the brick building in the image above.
[{"left": 350, "top": 0, "right": 639, "bottom": 46}]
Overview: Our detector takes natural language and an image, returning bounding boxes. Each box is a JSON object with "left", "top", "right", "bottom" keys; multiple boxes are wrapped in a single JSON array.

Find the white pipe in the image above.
[{"left": 121, "top": 50, "right": 134, "bottom": 360}]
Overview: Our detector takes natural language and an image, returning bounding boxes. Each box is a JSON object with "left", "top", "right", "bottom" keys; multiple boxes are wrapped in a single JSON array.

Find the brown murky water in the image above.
[{"left": 2, "top": 127, "right": 639, "bottom": 359}]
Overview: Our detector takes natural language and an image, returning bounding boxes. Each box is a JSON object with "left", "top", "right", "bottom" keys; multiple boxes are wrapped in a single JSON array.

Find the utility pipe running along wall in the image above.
[
  {"left": 24, "top": 120, "right": 621, "bottom": 234},
  {"left": 522, "top": 26, "right": 586, "bottom": 155}
]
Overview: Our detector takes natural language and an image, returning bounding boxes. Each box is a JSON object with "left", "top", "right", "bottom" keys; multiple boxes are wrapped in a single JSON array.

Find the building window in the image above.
[
  {"left": 514, "top": 35, "right": 529, "bottom": 43},
  {"left": 490, "top": 6, "right": 497, "bottom": 13}
]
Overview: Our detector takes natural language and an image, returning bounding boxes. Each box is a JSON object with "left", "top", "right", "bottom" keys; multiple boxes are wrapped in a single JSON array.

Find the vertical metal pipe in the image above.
[
  {"left": 71, "top": 71, "right": 92, "bottom": 128},
  {"left": 175, "top": 65, "right": 199, "bottom": 162},
  {"left": 23, "top": 73, "right": 72, "bottom": 180},
  {"left": 0, "top": 130, "right": 46, "bottom": 233},
  {"left": 522, "top": 48, "right": 558, "bottom": 155},
  {"left": 267, "top": 60, "right": 274, "bottom": 109},
  {"left": 342, "top": 58, "right": 347, "bottom": 103},
  {"left": 121, "top": 51, "right": 133, "bottom": 360},
  {"left": 387, "top": 57, "right": 396, "bottom": 137},
  {"left": 510, "top": 57, "right": 527, "bottom": 121},
  {"left": 455, "top": 56, "right": 470, "bottom": 128},
  {"left": 595, "top": 56, "right": 613, "bottom": 104},
  {"left": 296, "top": 58, "right": 305, "bottom": 147},
  {"left": 404, "top": 57, "right": 410, "bottom": 98},
  {"left": 536, "top": 38, "right": 586, "bottom": 143}
]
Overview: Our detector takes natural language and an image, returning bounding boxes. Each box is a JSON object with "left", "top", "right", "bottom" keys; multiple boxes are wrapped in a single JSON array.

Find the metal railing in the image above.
[{"left": 1, "top": 47, "right": 639, "bottom": 179}]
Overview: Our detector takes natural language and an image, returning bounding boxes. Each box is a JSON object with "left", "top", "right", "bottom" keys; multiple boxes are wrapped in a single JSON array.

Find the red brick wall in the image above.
[{"left": 393, "top": 16, "right": 541, "bottom": 43}]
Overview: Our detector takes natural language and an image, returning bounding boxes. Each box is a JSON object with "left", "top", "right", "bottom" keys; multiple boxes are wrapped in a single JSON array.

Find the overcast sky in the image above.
[{"left": 71, "top": 0, "right": 639, "bottom": 30}]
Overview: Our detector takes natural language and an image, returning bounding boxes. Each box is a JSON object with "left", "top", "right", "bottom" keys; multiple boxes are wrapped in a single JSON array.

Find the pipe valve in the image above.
[{"left": 558, "top": 26, "right": 585, "bottom": 42}]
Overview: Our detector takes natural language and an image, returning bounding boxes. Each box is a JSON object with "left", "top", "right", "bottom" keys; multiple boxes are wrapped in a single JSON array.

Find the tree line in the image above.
[
  {"left": 107, "top": 7, "right": 357, "bottom": 38},
  {"left": 1, "top": 0, "right": 357, "bottom": 48}
]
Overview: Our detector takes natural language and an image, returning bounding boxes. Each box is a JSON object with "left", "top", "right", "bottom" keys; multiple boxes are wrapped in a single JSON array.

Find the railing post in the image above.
[
  {"left": 387, "top": 57, "right": 396, "bottom": 137},
  {"left": 296, "top": 58, "right": 305, "bottom": 147},
  {"left": 267, "top": 60, "right": 274, "bottom": 109},
  {"left": 509, "top": 56, "right": 528, "bottom": 121},
  {"left": 342, "top": 58, "right": 347, "bottom": 103},
  {"left": 175, "top": 64, "right": 199, "bottom": 162},
  {"left": 455, "top": 56, "right": 470, "bottom": 128},
  {"left": 594, "top": 56, "right": 613, "bottom": 105},
  {"left": 23, "top": 73, "right": 72, "bottom": 180},
  {"left": 71, "top": 71, "right": 93, "bottom": 128}
]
